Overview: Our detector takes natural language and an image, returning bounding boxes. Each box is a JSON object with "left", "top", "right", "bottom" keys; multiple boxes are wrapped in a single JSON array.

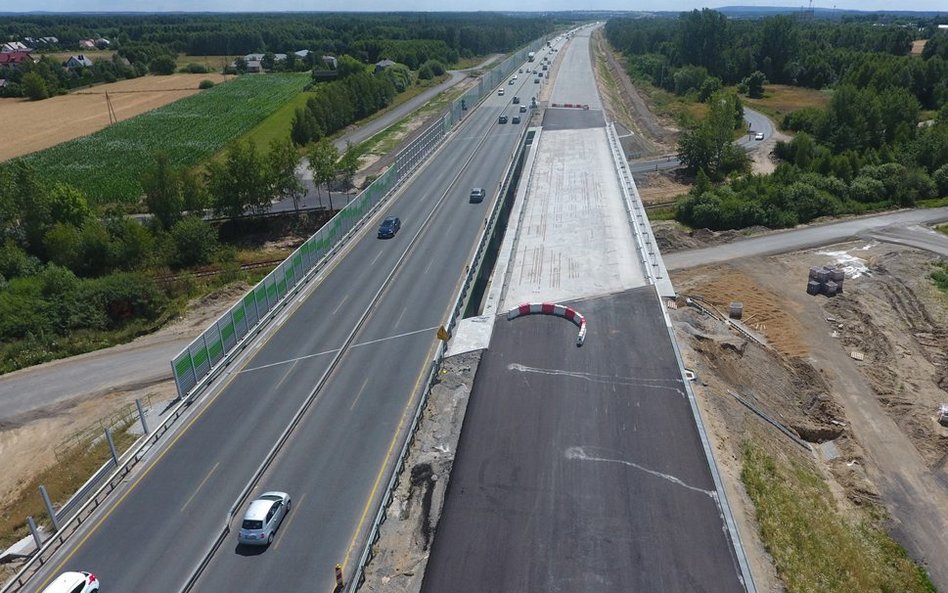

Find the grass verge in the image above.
[
  {"left": 931, "top": 261, "right": 948, "bottom": 293},
  {"left": 741, "top": 442, "right": 935, "bottom": 593},
  {"left": 918, "top": 196, "right": 948, "bottom": 209},
  {"left": 0, "top": 421, "right": 139, "bottom": 550},
  {"left": 743, "top": 84, "right": 832, "bottom": 124}
]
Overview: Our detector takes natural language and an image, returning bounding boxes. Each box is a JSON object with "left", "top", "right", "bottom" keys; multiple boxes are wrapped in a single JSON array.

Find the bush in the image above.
[
  {"left": 149, "top": 55, "right": 177, "bottom": 75},
  {"left": 198, "top": 79, "right": 216, "bottom": 89},
  {"left": 169, "top": 216, "right": 218, "bottom": 268},
  {"left": 185, "top": 63, "right": 209, "bottom": 74}
]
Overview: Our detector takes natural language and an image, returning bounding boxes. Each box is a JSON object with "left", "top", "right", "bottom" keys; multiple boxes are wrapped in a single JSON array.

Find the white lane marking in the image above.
[
  {"left": 331, "top": 294, "right": 351, "bottom": 316},
  {"left": 507, "top": 363, "right": 685, "bottom": 395},
  {"left": 350, "top": 378, "right": 370, "bottom": 411},
  {"left": 349, "top": 325, "right": 440, "bottom": 350},
  {"left": 394, "top": 306, "right": 407, "bottom": 330},
  {"left": 180, "top": 462, "right": 220, "bottom": 512},
  {"left": 566, "top": 447, "right": 717, "bottom": 499},
  {"left": 371, "top": 250, "right": 385, "bottom": 266},
  {"left": 239, "top": 325, "right": 440, "bottom": 373},
  {"left": 241, "top": 348, "right": 340, "bottom": 373}
]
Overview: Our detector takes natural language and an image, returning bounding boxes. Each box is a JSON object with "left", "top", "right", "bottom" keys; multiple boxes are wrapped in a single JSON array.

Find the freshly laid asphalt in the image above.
[{"left": 421, "top": 287, "right": 746, "bottom": 593}]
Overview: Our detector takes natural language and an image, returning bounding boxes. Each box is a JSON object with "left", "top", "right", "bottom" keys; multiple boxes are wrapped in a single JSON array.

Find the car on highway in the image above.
[
  {"left": 40, "top": 571, "right": 99, "bottom": 593},
  {"left": 469, "top": 187, "right": 486, "bottom": 203},
  {"left": 519, "top": 68, "right": 523, "bottom": 73},
  {"left": 377, "top": 216, "right": 401, "bottom": 239},
  {"left": 508, "top": 79, "right": 514, "bottom": 85},
  {"left": 498, "top": 115, "right": 508, "bottom": 124},
  {"left": 512, "top": 115, "right": 521, "bottom": 124},
  {"left": 534, "top": 78, "right": 540, "bottom": 83},
  {"left": 519, "top": 105, "right": 527, "bottom": 113},
  {"left": 754, "top": 132, "right": 765, "bottom": 141},
  {"left": 497, "top": 88, "right": 505, "bottom": 96},
  {"left": 238, "top": 491, "right": 291, "bottom": 546},
  {"left": 512, "top": 96, "right": 520, "bottom": 104}
]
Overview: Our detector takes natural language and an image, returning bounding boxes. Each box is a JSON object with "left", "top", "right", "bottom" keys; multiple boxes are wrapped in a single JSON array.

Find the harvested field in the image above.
[
  {"left": 911, "top": 40, "right": 927, "bottom": 56},
  {"left": 0, "top": 73, "right": 233, "bottom": 162}
]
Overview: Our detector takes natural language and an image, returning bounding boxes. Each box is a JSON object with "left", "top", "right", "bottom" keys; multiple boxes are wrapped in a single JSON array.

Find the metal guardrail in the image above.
[
  {"left": 604, "top": 122, "right": 675, "bottom": 298},
  {"left": 1, "top": 391, "right": 198, "bottom": 593},
  {"left": 346, "top": 113, "right": 533, "bottom": 593}
]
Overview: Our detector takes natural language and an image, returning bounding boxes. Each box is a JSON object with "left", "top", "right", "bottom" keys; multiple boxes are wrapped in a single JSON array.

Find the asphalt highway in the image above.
[
  {"left": 421, "top": 288, "right": 746, "bottom": 593},
  {"left": 26, "top": 57, "right": 542, "bottom": 593}
]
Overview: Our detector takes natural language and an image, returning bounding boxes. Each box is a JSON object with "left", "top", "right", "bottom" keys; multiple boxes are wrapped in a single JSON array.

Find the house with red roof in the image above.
[{"left": 0, "top": 51, "right": 34, "bottom": 70}]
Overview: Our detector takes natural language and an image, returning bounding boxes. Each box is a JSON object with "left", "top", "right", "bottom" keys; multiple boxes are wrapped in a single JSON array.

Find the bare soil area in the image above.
[
  {"left": 0, "top": 73, "right": 234, "bottom": 161},
  {"left": 670, "top": 237, "right": 948, "bottom": 589}
]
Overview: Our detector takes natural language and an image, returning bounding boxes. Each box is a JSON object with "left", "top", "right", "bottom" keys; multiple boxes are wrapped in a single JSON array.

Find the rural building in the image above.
[
  {"left": 243, "top": 53, "right": 287, "bottom": 62},
  {"left": 64, "top": 54, "right": 94, "bottom": 70},
  {"left": 294, "top": 49, "right": 311, "bottom": 59},
  {"left": 939, "top": 24, "right": 948, "bottom": 30},
  {"left": 1, "top": 41, "right": 30, "bottom": 53},
  {"left": 0, "top": 79, "right": 8, "bottom": 89},
  {"left": 321, "top": 55, "right": 337, "bottom": 69},
  {"left": 374, "top": 59, "right": 396, "bottom": 72},
  {"left": 95, "top": 38, "right": 111, "bottom": 49},
  {"left": 245, "top": 59, "right": 262, "bottom": 73},
  {"left": 79, "top": 39, "right": 96, "bottom": 49},
  {"left": 0, "top": 51, "right": 34, "bottom": 69}
]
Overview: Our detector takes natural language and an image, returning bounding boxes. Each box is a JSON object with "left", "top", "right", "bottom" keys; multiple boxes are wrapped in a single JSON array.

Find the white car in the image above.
[
  {"left": 754, "top": 132, "right": 765, "bottom": 141},
  {"left": 238, "top": 491, "right": 291, "bottom": 546},
  {"left": 498, "top": 88, "right": 505, "bottom": 96},
  {"left": 40, "top": 572, "right": 99, "bottom": 593}
]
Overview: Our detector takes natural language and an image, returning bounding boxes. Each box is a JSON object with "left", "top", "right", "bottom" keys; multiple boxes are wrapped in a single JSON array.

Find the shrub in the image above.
[
  {"left": 185, "top": 63, "right": 209, "bottom": 74},
  {"left": 198, "top": 79, "right": 215, "bottom": 89},
  {"left": 169, "top": 216, "right": 218, "bottom": 268}
]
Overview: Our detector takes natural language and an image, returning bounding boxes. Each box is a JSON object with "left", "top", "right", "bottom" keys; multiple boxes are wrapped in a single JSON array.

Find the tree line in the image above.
[
  {"left": 1, "top": 13, "right": 556, "bottom": 61},
  {"left": 604, "top": 11, "right": 948, "bottom": 230},
  {"left": 605, "top": 12, "right": 948, "bottom": 110}
]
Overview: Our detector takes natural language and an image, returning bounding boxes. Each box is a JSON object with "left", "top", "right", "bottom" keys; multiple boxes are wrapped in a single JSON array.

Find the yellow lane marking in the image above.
[
  {"left": 181, "top": 462, "right": 220, "bottom": 513},
  {"left": 340, "top": 338, "right": 441, "bottom": 570},
  {"left": 350, "top": 378, "right": 370, "bottom": 412},
  {"left": 272, "top": 493, "right": 305, "bottom": 550}
]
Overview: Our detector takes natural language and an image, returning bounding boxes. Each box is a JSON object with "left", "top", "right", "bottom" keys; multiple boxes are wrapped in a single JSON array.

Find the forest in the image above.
[
  {"left": 1, "top": 13, "right": 555, "bottom": 62},
  {"left": 606, "top": 12, "right": 948, "bottom": 231}
]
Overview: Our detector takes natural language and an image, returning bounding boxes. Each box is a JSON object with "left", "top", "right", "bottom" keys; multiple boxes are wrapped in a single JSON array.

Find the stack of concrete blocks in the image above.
[{"left": 807, "top": 266, "right": 845, "bottom": 297}]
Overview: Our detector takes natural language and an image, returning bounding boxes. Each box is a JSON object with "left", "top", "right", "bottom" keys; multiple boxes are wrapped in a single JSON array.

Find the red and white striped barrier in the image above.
[{"left": 506, "top": 302, "right": 587, "bottom": 346}]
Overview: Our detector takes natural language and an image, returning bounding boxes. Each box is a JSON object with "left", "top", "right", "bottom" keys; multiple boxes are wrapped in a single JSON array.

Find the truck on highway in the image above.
[{"left": 528, "top": 51, "right": 535, "bottom": 62}]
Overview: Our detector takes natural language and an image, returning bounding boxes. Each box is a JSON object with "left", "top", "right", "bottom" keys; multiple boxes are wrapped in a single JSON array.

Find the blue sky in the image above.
[{"left": 13, "top": 0, "right": 946, "bottom": 13}]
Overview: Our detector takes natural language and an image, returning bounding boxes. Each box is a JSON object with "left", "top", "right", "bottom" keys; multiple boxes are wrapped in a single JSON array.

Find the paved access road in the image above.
[
  {"left": 664, "top": 207, "right": 948, "bottom": 271},
  {"left": 421, "top": 288, "right": 746, "bottom": 593},
  {"left": 627, "top": 106, "right": 773, "bottom": 175},
  {"left": 26, "top": 60, "right": 540, "bottom": 593}
]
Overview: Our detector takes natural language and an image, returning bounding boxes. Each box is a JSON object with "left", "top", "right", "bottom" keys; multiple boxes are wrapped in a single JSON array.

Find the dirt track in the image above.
[{"left": 0, "top": 73, "right": 233, "bottom": 161}]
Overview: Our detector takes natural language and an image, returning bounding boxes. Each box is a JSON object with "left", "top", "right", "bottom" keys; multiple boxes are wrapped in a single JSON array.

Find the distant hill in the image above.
[{"left": 716, "top": 5, "right": 946, "bottom": 17}]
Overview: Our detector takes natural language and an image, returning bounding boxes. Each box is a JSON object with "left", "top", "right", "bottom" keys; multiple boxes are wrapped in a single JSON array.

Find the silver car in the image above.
[{"left": 238, "top": 491, "right": 291, "bottom": 546}]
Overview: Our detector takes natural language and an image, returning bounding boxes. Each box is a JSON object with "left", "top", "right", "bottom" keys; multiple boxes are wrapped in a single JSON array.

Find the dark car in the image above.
[
  {"left": 512, "top": 96, "right": 520, "bottom": 104},
  {"left": 534, "top": 78, "right": 540, "bottom": 84},
  {"left": 498, "top": 115, "right": 508, "bottom": 124},
  {"left": 377, "top": 216, "right": 401, "bottom": 239},
  {"left": 511, "top": 116, "right": 521, "bottom": 124},
  {"left": 469, "top": 187, "right": 486, "bottom": 203}
]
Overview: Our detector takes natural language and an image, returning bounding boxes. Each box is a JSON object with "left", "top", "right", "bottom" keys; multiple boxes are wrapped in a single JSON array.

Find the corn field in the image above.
[{"left": 22, "top": 73, "right": 310, "bottom": 204}]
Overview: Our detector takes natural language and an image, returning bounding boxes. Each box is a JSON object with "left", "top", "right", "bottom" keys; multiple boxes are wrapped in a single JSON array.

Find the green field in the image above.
[{"left": 21, "top": 73, "right": 310, "bottom": 204}]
